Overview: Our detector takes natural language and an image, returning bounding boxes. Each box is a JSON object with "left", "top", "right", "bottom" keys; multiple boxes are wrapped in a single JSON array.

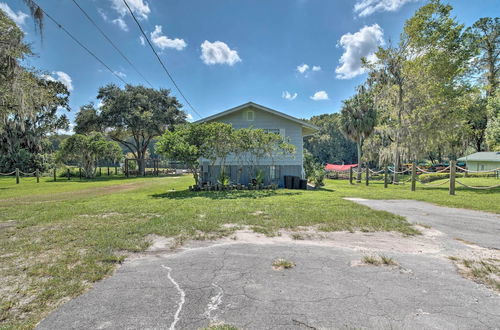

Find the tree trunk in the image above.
[
  {"left": 487, "top": 46, "right": 497, "bottom": 98},
  {"left": 394, "top": 83, "right": 404, "bottom": 183},
  {"left": 137, "top": 150, "right": 145, "bottom": 176},
  {"left": 191, "top": 165, "right": 200, "bottom": 187},
  {"left": 356, "top": 142, "right": 362, "bottom": 183}
]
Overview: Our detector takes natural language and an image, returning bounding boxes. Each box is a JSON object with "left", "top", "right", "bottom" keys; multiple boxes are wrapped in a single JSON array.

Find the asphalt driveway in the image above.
[
  {"left": 37, "top": 199, "right": 500, "bottom": 329},
  {"left": 38, "top": 241, "right": 500, "bottom": 330},
  {"left": 345, "top": 198, "right": 500, "bottom": 250}
]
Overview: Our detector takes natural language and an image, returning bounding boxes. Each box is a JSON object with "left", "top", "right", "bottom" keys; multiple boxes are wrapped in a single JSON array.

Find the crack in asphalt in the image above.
[
  {"left": 203, "top": 283, "right": 224, "bottom": 324},
  {"left": 161, "top": 265, "right": 186, "bottom": 330}
]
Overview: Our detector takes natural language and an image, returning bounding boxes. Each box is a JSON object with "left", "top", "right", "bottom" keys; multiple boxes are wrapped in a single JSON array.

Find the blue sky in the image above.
[{"left": 2, "top": 0, "right": 499, "bottom": 128}]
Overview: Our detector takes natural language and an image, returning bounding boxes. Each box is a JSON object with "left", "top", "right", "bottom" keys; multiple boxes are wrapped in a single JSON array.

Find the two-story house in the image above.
[{"left": 195, "top": 102, "right": 319, "bottom": 187}]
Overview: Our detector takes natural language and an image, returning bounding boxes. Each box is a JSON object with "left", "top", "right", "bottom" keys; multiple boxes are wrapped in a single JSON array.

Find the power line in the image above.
[
  {"left": 71, "top": 0, "right": 154, "bottom": 88},
  {"left": 31, "top": 0, "right": 127, "bottom": 85},
  {"left": 122, "top": 0, "right": 202, "bottom": 119}
]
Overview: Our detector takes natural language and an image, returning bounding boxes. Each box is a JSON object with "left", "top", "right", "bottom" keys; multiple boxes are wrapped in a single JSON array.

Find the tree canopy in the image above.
[
  {"left": 0, "top": 10, "right": 70, "bottom": 173},
  {"left": 58, "top": 133, "right": 122, "bottom": 178},
  {"left": 75, "top": 84, "right": 187, "bottom": 175},
  {"left": 156, "top": 123, "right": 295, "bottom": 186},
  {"left": 339, "top": 86, "right": 376, "bottom": 180}
]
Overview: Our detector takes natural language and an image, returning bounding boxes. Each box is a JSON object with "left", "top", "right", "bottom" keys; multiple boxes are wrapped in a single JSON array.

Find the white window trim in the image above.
[{"left": 246, "top": 110, "right": 254, "bottom": 121}]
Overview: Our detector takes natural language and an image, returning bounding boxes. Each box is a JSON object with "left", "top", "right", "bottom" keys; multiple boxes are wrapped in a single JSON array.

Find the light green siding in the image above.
[{"left": 466, "top": 161, "right": 500, "bottom": 171}]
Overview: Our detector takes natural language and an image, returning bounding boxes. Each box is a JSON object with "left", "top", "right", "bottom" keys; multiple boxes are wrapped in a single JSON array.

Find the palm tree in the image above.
[{"left": 339, "top": 86, "right": 377, "bottom": 182}]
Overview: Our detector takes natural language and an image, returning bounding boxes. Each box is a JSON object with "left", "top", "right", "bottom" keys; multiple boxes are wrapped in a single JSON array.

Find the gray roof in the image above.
[
  {"left": 457, "top": 152, "right": 500, "bottom": 162},
  {"left": 194, "top": 102, "right": 320, "bottom": 135}
]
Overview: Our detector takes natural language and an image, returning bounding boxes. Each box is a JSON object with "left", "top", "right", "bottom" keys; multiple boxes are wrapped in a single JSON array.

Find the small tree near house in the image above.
[{"left": 156, "top": 123, "right": 224, "bottom": 187}]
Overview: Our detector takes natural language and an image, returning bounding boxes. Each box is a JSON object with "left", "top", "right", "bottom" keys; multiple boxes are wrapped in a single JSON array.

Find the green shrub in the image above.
[
  {"left": 419, "top": 171, "right": 497, "bottom": 183},
  {"left": 0, "top": 149, "right": 55, "bottom": 173},
  {"left": 311, "top": 167, "right": 326, "bottom": 188},
  {"left": 255, "top": 168, "right": 265, "bottom": 185},
  {"left": 217, "top": 170, "right": 230, "bottom": 186}
]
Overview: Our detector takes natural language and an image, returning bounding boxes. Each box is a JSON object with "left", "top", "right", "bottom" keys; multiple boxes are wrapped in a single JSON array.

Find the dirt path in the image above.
[{"left": 0, "top": 180, "right": 159, "bottom": 205}]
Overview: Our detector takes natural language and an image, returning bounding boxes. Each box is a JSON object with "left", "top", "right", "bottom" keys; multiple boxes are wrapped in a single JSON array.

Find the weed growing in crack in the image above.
[
  {"left": 272, "top": 258, "right": 296, "bottom": 270},
  {"left": 380, "top": 255, "right": 396, "bottom": 266},
  {"left": 362, "top": 255, "right": 380, "bottom": 265},
  {"left": 362, "top": 255, "right": 397, "bottom": 267},
  {"left": 451, "top": 258, "right": 500, "bottom": 292}
]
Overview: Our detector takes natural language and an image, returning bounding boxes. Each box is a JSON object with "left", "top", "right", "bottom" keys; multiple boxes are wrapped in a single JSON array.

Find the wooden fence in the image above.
[{"left": 350, "top": 161, "right": 500, "bottom": 195}]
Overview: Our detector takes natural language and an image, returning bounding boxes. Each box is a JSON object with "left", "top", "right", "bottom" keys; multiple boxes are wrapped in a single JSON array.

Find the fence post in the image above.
[
  {"left": 411, "top": 162, "right": 416, "bottom": 192},
  {"left": 99, "top": 167, "right": 102, "bottom": 177},
  {"left": 115, "top": 165, "right": 118, "bottom": 176},
  {"left": 16, "top": 168, "right": 20, "bottom": 184},
  {"left": 107, "top": 166, "right": 110, "bottom": 176},
  {"left": 449, "top": 160, "right": 456, "bottom": 195},
  {"left": 365, "top": 166, "right": 369, "bottom": 186},
  {"left": 53, "top": 168, "right": 57, "bottom": 182},
  {"left": 384, "top": 166, "right": 388, "bottom": 188},
  {"left": 349, "top": 166, "right": 353, "bottom": 185},
  {"left": 36, "top": 169, "right": 39, "bottom": 183},
  {"left": 125, "top": 159, "right": 129, "bottom": 178},
  {"left": 67, "top": 168, "right": 70, "bottom": 180},
  {"left": 79, "top": 168, "right": 82, "bottom": 180}
]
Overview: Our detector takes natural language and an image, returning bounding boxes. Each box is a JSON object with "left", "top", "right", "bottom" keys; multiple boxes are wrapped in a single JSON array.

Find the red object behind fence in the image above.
[{"left": 324, "top": 164, "right": 358, "bottom": 172}]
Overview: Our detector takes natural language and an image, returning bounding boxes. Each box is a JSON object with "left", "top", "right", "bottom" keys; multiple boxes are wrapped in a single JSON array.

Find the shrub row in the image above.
[{"left": 419, "top": 172, "right": 497, "bottom": 183}]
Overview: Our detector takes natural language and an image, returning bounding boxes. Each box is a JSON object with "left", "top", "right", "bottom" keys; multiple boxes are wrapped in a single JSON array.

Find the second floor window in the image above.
[{"left": 263, "top": 128, "right": 280, "bottom": 135}]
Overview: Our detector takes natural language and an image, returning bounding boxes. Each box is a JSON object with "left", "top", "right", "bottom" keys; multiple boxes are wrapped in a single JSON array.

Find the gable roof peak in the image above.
[{"left": 195, "top": 102, "right": 319, "bottom": 134}]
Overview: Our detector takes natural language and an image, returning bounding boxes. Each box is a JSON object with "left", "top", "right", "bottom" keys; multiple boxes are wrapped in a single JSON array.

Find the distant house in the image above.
[
  {"left": 195, "top": 102, "right": 319, "bottom": 187},
  {"left": 457, "top": 152, "right": 500, "bottom": 171}
]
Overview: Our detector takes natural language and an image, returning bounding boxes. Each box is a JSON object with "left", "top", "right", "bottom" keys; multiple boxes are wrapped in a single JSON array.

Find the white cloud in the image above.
[
  {"left": 98, "top": 8, "right": 109, "bottom": 21},
  {"left": 151, "top": 25, "right": 187, "bottom": 51},
  {"left": 112, "top": 17, "right": 128, "bottom": 31},
  {"left": 44, "top": 71, "right": 74, "bottom": 92},
  {"left": 57, "top": 123, "right": 75, "bottom": 135},
  {"left": 297, "top": 64, "right": 309, "bottom": 74},
  {"left": 0, "top": 2, "right": 29, "bottom": 25},
  {"left": 200, "top": 40, "right": 241, "bottom": 66},
  {"left": 310, "top": 91, "right": 329, "bottom": 101},
  {"left": 186, "top": 113, "right": 194, "bottom": 122},
  {"left": 139, "top": 35, "right": 145, "bottom": 46},
  {"left": 282, "top": 91, "right": 298, "bottom": 101},
  {"left": 110, "top": 0, "right": 150, "bottom": 20},
  {"left": 113, "top": 71, "right": 126, "bottom": 78},
  {"left": 297, "top": 64, "right": 321, "bottom": 75},
  {"left": 354, "top": 0, "right": 418, "bottom": 17},
  {"left": 335, "top": 24, "right": 384, "bottom": 79}
]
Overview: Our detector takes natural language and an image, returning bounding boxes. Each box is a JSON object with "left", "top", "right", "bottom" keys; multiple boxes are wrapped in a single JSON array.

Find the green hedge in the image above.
[{"left": 419, "top": 172, "right": 497, "bottom": 183}]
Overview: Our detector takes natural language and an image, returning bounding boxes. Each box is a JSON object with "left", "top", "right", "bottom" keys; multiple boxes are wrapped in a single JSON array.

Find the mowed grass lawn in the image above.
[{"left": 0, "top": 174, "right": 498, "bottom": 328}]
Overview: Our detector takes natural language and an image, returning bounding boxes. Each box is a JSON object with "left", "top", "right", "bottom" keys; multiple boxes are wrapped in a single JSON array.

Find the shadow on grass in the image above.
[
  {"left": 45, "top": 174, "right": 184, "bottom": 184},
  {"left": 151, "top": 189, "right": 302, "bottom": 200}
]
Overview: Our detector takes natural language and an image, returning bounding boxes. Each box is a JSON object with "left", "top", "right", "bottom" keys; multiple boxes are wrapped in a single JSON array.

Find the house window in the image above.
[
  {"left": 480, "top": 164, "right": 485, "bottom": 170},
  {"left": 246, "top": 110, "right": 254, "bottom": 121},
  {"left": 263, "top": 128, "right": 280, "bottom": 135},
  {"left": 270, "top": 165, "right": 277, "bottom": 180}
]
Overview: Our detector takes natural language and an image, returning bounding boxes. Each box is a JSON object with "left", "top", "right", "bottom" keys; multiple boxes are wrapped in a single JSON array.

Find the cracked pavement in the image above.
[{"left": 37, "top": 200, "right": 500, "bottom": 330}]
